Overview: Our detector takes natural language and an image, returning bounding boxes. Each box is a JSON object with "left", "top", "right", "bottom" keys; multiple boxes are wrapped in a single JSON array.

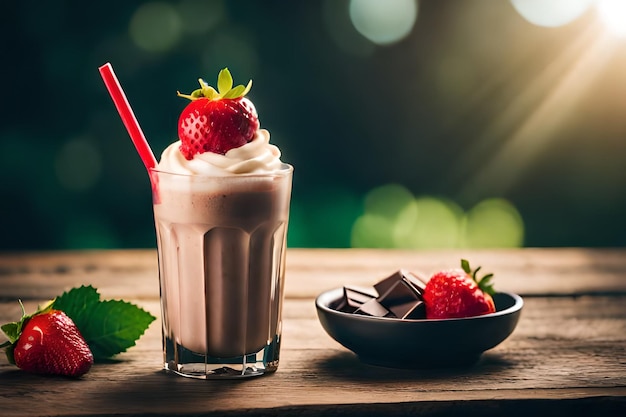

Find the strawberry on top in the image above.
[{"left": 177, "top": 68, "right": 259, "bottom": 159}]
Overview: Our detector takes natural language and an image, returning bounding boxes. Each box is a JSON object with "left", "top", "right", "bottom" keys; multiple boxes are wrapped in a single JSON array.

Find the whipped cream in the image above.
[{"left": 157, "top": 129, "right": 283, "bottom": 175}]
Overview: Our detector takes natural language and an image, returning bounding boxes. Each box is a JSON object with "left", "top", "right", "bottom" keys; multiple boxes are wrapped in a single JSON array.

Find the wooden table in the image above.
[{"left": 1, "top": 248, "right": 625, "bottom": 416}]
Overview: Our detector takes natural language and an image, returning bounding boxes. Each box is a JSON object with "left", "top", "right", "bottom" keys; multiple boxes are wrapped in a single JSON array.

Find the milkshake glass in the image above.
[{"left": 151, "top": 164, "right": 292, "bottom": 378}]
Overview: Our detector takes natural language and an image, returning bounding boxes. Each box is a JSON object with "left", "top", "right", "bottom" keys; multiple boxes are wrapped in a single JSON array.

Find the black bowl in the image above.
[{"left": 315, "top": 288, "right": 523, "bottom": 368}]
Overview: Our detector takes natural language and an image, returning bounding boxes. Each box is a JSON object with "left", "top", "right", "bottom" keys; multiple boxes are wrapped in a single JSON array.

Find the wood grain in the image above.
[
  {"left": 0, "top": 249, "right": 625, "bottom": 416},
  {"left": 1, "top": 248, "right": 625, "bottom": 300}
]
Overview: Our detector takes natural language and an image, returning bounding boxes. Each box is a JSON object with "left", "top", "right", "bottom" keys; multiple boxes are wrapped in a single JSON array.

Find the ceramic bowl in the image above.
[{"left": 315, "top": 288, "right": 523, "bottom": 368}]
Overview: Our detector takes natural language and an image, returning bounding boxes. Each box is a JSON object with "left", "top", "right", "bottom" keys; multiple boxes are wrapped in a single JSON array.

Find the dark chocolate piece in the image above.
[
  {"left": 373, "top": 269, "right": 426, "bottom": 318},
  {"left": 373, "top": 270, "right": 405, "bottom": 298},
  {"left": 336, "top": 286, "right": 376, "bottom": 313},
  {"left": 374, "top": 269, "right": 426, "bottom": 298},
  {"left": 379, "top": 281, "right": 423, "bottom": 318},
  {"left": 346, "top": 286, "right": 376, "bottom": 305},
  {"left": 403, "top": 270, "right": 427, "bottom": 294},
  {"left": 403, "top": 301, "right": 426, "bottom": 319},
  {"left": 335, "top": 270, "right": 427, "bottom": 319},
  {"left": 355, "top": 299, "right": 393, "bottom": 317}
]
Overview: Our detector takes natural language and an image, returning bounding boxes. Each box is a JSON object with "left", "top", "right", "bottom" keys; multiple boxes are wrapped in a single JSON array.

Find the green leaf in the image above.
[
  {"left": 223, "top": 80, "right": 253, "bottom": 99},
  {"left": 191, "top": 88, "right": 205, "bottom": 99},
  {"left": 1, "top": 299, "right": 52, "bottom": 364},
  {"left": 4, "top": 344, "right": 15, "bottom": 365},
  {"left": 1, "top": 322, "right": 19, "bottom": 344},
  {"left": 217, "top": 68, "right": 233, "bottom": 95},
  {"left": 241, "top": 79, "right": 252, "bottom": 97},
  {"left": 222, "top": 85, "right": 245, "bottom": 99},
  {"left": 52, "top": 285, "right": 156, "bottom": 361},
  {"left": 52, "top": 285, "right": 101, "bottom": 332},
  {"left": 80, "top": 300, "right": 155, "bottom": 360},
  {"left": 202, "top": 86, "right": 219, "bottom": 100},
  {"left": 478, "top": 273, "right": 496, "bottom": 296},
  {"left": 461, "top": 259, "right": 471, "bottom": 274}
]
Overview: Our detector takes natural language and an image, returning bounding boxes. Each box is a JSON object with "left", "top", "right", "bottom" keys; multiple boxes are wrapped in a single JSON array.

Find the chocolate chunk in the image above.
[
  {"left": 403, "top": 301, "right": 426, "bottom": 319},
  {"left": 334, "top": 270, "right": 427, "bottom": 319},
  {"left": 346, "top": 286, "right": 376, "bottom": 305},
  {"left": 379, "top": 281, "right": 422, "bottom": 318},
  {"left": 403, "top": 270, "right": 427, "bottom": 294},
  {"left": 374, "top": 270, "right": 427, "bottom": 319},
  {"left": 374, "top": 269, "right": 426, "bottom": 298},
  {"left": 336, "top": 286, "right": 376, "bottom": 313},
  {"left": 355, "top": 299, "right": 393, "bottom": 317},
  {"left": 379, "top": 279, "right": 419, "bottom": 305},
  {"left": 373, "top": 270, "right": 405, "bottom": 298}
]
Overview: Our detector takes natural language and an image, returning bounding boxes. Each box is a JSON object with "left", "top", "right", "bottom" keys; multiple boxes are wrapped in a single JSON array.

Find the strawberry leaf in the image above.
[
  {"left": 1, "top": 300, "right": 53, "bottom": 364},
  {"left": 241, "top": 79, "right": 252, "bottom": 97},
  {"left": 478, "top": 273, "right": 496, "bottom": 296},
  {"left": 179, "top": 71, "right": 253, "bottom": 102},
  {"left": 217, "top": 68, "right": 233, "bottom": 95},
  {"left": 459, "top": 259, "right": 496, "bottom": 295},
  {"left": 461, "top": 259, "right": 471, "bottom": 274},
  {"left": 223, "top": 80, "right": 253, "bottom": 99},
  {"left": 0, "top": 322, "right": 20, "bottom": 344},
  {"left": 223, "top": 85, "right": 245, "bottom": 99}
]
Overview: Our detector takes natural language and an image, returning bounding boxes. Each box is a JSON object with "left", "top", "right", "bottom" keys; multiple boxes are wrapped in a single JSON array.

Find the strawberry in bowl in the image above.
[{"left": 423, "top": 260, "right": 496, "bottom": 319}]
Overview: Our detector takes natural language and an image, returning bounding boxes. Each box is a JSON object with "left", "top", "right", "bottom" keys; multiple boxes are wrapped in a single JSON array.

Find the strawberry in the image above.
[
  {"left": 177, "top": 68, "right": 259, "bottom": 159},
  {"left": 422, "top": 259, "right": 496, "bottom": 319},
  {"left": 1, "top": 303, "right": 93, "bottom": 377}
]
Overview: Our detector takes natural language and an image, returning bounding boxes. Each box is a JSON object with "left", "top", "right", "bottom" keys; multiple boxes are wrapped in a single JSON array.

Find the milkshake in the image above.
[{"left": 152, "top": 69, "right": 292, "bottom": 378}]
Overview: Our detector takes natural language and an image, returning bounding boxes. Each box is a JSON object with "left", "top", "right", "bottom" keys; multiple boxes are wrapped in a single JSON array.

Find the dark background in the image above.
[{"left": 2, "top": 0, "right": 625, "bottom": 251}]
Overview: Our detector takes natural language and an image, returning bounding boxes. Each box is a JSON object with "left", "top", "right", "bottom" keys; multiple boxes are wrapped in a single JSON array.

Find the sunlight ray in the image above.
[{"left": 457, "top": 22, "right": 616, "bottom": 200}]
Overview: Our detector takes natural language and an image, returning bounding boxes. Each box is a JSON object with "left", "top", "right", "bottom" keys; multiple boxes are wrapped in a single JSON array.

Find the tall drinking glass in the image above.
[{"left": 150, "top": 164, "right": 293, "bottom": 378}]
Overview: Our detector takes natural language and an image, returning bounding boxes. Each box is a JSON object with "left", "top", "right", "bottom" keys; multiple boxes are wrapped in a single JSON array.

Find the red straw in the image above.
[{"left": 98, "top": 62, "right": 157, "bottom": 172}]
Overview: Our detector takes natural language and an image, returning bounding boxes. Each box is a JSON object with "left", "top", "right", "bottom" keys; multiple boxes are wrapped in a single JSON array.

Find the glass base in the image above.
[{"left": 163, "top": 336, "right": 280, "bottom": 379}]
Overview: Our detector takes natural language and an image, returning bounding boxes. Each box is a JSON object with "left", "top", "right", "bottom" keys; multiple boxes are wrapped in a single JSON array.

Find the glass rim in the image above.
[{"left": 149, "top": 163, "right": 293, "bottom": 179}]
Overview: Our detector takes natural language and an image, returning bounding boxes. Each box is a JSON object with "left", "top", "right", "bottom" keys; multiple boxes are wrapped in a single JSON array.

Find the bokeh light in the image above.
[
  {"left": 596, "top": 0, "right": 626, "bottom": 38},
  {"left": 352, "top": 184, "right": 416, "bottom": 248},
  {"left": 363, "top": 183, "right": 415, "bottom": 219},
  {"left": 394, "top": 197, "right": 462, "bottom": 249},
  {"left": 462, "top": 199, "right": 525, "bottom": 248},
  {"left": 510, "top": 0, "right": 593, "bottom": 27},
  {"left": 177, "top": 0, "right": 225, "bottom": 35},
  {"left": 55, "top": 137, "right": 102, "bottom": 192},
  {"left": 351, "top": 184, "right": 524, "bottom": 249},
  {"left": 4, "top": 1, "right": 626, "bottom": 251},
  {"left": 348, "top": 0, "right": 418, "bottom": 45},
  {"left": 129, "top": 2, "right": 182, "bottom": 52},
  {"left": 351, "top": 214, "right": 396, "bottom": 248},
  {"left": 289, "top": 186, "right": 362, "bottom": 248},
  {"left": 201, "top": 31, "right": 258, "bottom": 76},
  {"left": 322, "top": 0, "right": 376, "bottom": 56}
]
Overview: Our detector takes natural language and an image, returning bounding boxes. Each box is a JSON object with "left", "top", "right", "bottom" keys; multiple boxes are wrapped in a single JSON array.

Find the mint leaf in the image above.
[
  {"left": 82, "top": 300, "right": 155, "bottom": 360},
  {"left": 52, "top": 286, "right": 155, "bottom": 361},
  {"left": 52, "top": 285, "right": 101, "bottom": 332}
]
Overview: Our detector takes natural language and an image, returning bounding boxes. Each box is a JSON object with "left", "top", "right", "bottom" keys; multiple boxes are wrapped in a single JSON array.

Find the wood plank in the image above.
[
  {"left": 1, "top": 250, "right": 625, "bottom": 416},
  {"left": 0, "top": 248, "right": 625, "bottom": 301},
  {"left": 1, "top": 296, "right": 625, "bottom": 416}
]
